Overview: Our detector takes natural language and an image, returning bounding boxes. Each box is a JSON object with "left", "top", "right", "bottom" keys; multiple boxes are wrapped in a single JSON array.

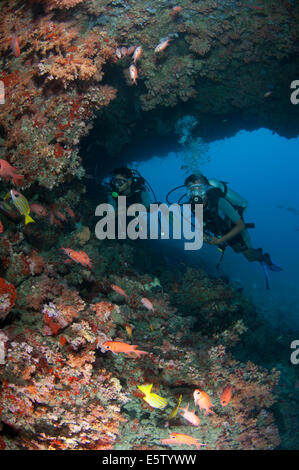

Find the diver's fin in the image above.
[
  {"left": 268, "top": 261, "right": 283, "bottom": 272},
  {"left": 260, "top": 262, "right": 270, "bottom": 290}
]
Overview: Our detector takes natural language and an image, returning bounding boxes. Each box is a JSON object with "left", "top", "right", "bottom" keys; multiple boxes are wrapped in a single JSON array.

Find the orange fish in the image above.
[
  {"left": 11, "top": 34, "right": 20, "bottom": 57},
  {"left": 161, "top": 432, "right": 206, "bottom": 450},
  {"left": 115, "top": 47, "right": 122, "bottom": 59},
  {"left": 55, "top": 210, "right": 67, "bottom": 222},
  {"left": 127, "top": 45, "right": 136, "bottom": 55},
  {"left": 141, "top": 297, "right": 154, "bottom": 311},
  {"left": 111, "top": 284, "right": 128, "bottom": 298},
  {"left": 154, "top": 38, "right": 172, "bottom": 53},
  {"left": 30, "top": 203, "right": 48, "bottom": 217},
  {"left": 0, "top": 159, "right": 24, "bottom": 186},
  {"left": 60, "top": 247, "right": 92, "bottom": 269},
  {"left": 170, "top": 6, "right": 182, "bottom": 15},
  {"left": 65, "top": 206, "right": 76, "bottom": 218},
  {"left": 179, "top": 403, "right": 200, "bottom": 426},
  {"left": 133, "top": 46, "right": 142, "bottom": 63},
  {"left": 220, "top": 385, "right": 232, "bottom": 407},
  {"left": 193, "top": 389, "right": 215, "bottom": 416},
  {"left": 129, "top": 64, "right": 138, "bottom": 85},
  {"left": 102, "top": 341, "right": 148, "bottom": 358},
  {"left": 0, "top": 219, "right": 3, "bottom": 234}
]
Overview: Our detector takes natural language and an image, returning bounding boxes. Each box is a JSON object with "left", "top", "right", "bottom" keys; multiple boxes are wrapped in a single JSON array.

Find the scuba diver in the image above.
[
  {"left": 102, "top": 166, "right": 160, "bottom": 239},
  {"left": 107, "top": 167, "right": 152, "bottom": 211},
  {"left": 166, "top": 172, "right": 282, "bottom": 289}
]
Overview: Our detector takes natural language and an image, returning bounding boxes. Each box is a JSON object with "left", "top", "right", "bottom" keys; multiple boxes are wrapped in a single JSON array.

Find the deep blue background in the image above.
[{"left": 132, "top": 129, "right": 299, "bottom": 330}]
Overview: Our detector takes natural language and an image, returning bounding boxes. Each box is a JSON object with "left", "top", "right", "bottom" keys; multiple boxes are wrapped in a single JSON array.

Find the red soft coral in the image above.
[{"left": 0, "top": 277, "right": 17, "bottom": 321}]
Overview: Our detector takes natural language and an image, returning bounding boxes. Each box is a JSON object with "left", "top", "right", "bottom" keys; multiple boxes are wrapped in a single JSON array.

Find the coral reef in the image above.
[
  {"left": 0, "top": 0, "right": 298, "bottom": 190},
  {"left": 0, "top": 1, "right": 117, "bottom": 189},
  {"left": 0, "top": 228, "right": 284, "bottom": 450},
  {"left": 0, "top": 0, "right": 298, "bottom": 452},
  {"left": 0, "top": 277, "right": 16, "bottom": 321}
]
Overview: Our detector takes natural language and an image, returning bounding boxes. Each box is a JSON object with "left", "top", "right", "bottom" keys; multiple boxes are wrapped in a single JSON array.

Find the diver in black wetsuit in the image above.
[
  {"left": 184, "top": 173, "right": 282, "bottom": 288},
  {"left": 107, "top": 167, "right": 151, "bottom": 212},
  {"left": 102, "top": 167, "right": 154, "bottom": 238}
]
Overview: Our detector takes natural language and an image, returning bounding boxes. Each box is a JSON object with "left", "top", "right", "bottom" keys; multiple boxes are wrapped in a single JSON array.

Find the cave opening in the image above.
[{"left": 81, "top": 125, "right": 299, "bottom": 332}]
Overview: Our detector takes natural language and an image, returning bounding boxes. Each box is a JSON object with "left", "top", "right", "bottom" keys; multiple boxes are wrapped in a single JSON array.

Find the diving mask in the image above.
[
  {"left": 112, "top": 177, "right": 129, "bottom": 189},
  {"left": 188, "top": 183, "right": 209, "bottom": 203}
]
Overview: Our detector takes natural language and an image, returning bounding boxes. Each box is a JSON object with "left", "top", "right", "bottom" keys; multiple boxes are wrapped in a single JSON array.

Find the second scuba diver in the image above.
[{"left": 173, "top": 172, "right": 282, "bottom": 288}]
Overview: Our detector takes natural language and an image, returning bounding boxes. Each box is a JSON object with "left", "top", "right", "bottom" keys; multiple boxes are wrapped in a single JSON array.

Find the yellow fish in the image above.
[
  {"left": 167, "top": 394, "right": 182, "bottom": 420},
  {"left": 137, "top": 384, "right": 168, "bottom": 409},
  {"left": 5, "top": 189, "right": 34, "bottom": 224},
  {"left": 124, "top": 323, "right": 133, "bottom": 338}
]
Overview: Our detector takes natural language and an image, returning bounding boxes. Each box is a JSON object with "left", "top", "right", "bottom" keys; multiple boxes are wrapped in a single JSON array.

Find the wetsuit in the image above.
[{"left": 201, "top": 188, "right": 273, "bottom": 265}]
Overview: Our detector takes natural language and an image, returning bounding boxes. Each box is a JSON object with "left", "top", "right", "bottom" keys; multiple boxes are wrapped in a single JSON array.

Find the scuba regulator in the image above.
[
  {"left": 187, "top": 183, "right": 210, "bottom": 204},
  {"left": 110, "top": 168, "right": 158, "bottom": 203}
]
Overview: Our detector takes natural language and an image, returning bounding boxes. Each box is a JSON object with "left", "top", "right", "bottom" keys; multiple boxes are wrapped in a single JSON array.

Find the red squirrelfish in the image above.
[
  {"left": 154, "top": 38, "right": 172, "bottom": 53},
  {"left": 129, "top": 64, "right": 138, "bottom": 85},
  {"left": 193, "top": 389, "right": 215, "bottom": 416},
  {"left": 115, "top": 48, "right": 122, "bottom": 59},
  {"left": 133, "top": 46, "right": 142, "bottom": 63},
  {"left": 60, "top": 247, "right": 92, "bottom": 269},
  {"left": 102, "top": 341, "right": 148, "bottom": 358},
  {"left": 127, "top": 45, "right": 136, "bottom": 55},
  {"left": 179, "top": 403, "right": 200, "bottom": 426},
  {"left": 0, "top": 159, "right": 24, "bottom": 186},
  {"left": 220, "top": 385, "right": 232, "bottom": 407},
  {"left": 161, "top": 432, "right": 206, "bottom": 450},
  {"left": 30, "top": 203, "right": 48, "bottom": 217},
  {"left": 55, "top": 210, "right": 67, "bottom": 222},
  {"left": 111, "top": 284, "right": 128, "bottom": 298},
  {"left": 65, "top": 206, "right": 76, "bottom": 218},
  {"left": 0, "top": 219, "right": 3, "bottom": 234},
  {"left": 11, "top": 34, "right": 20, "bottom": 57},
  {"left": 141, "top": 297, "right": 154, "bottom": 311}
]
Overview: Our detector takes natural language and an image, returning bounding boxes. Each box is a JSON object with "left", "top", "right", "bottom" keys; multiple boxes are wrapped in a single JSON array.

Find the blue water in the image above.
[{"left": 132, "top": 128, "right": 299, "bottom": 330}]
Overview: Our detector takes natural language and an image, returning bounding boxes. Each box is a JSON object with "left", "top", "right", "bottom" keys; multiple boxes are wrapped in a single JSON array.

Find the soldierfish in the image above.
[
  {"left": 65, "top": 206, "right": 76, "bottom": 218},
  {"left": 60, "top": 247, "right": 92, "bottom": 269},
  {"left": 133, "top": 46, "right": 142, "bottom": 63},
  {"left": 193, "top": 389, "right": 215, "bottom": 416},
  {"left": 129, "top": 64, "right": 138, "bottom": 85},
  {"left": 179, "top": 403, "right": 200, "bottom": 426},
  {"left": 0, "top": 159, "right": 24, "bottom": 186},
  {"left": 30, "top": 203, "right": 48, "bottom": 217},
  {"left": 0, "top": 219, "right": 3, "bottom": 234},
  {"left": 111, "top": 284, "right": 128, "bottom": 298},
  {"left": 161, "top": 432, "right": 206, "bottom": 450},
  {"left": 141, "top": 297, "right": 154, "bottom": 311},
  {"left": 11, "top": 34, "right": 20, "bottom": 57},
  {"left": 102, "top": 341, "right": 148, "bottom": 358},
  {"left": 220, "top": 385, "right": 232, "bottom": 407},
  {"left": 154, "top": 38, "right": 172, "bottom": 53}
]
